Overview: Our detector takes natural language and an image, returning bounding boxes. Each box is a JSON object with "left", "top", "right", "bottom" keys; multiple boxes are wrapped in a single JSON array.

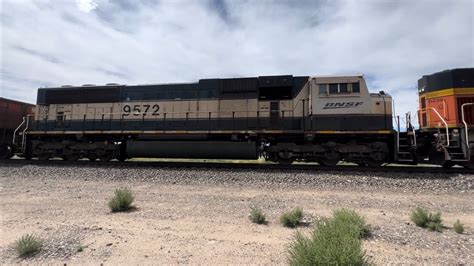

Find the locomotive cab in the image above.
[
  {"left": 309, "top": 75, "right": 393, "bottom": 131},
  {"left": 417, "top": 68, "right": 474, "bottom": 168}
]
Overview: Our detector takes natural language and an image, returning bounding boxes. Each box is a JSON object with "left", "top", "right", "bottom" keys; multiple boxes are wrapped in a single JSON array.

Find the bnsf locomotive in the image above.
[{"left": 6, "top": 68, "right": 474, "bottom": 169}]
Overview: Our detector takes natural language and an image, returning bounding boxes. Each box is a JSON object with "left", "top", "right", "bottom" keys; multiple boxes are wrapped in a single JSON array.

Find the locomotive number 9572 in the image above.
[{"left": 123, "top": 104, "right": 160, "bottom": 116}]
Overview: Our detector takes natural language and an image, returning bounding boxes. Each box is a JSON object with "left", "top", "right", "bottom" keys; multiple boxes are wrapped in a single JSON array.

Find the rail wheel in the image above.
[
  {"left": 318, "top": 151, "right": 341, "bottom": 166},
  {"left": 0, "top": 145, "right": 13, "bottom": 160},
  {"left": 365, "top": 159, "right": 384, "bottom": 167},
  {"left": 97, "top": 150, "right": 113, "bottom": 162},
  {"left": 276, "top": 157, "right": 294, "bottom": 165},
  {"left": 274, "top": 150, "right": 294, "bottom": 165},
  {"left": 462, "top": 163, "right": 474, "bottom": 169},
  {"left": 65, "top": 153, "right": 81, "bottom": 161},
  {"left": 365, "top": 151, "right": 386, "bottom": 167},
  {"left": 442, "top": 161, "right": 455, "bottom": 169},
  {"left": 37, "top": 152, "right": 50, "bottom": 161}
]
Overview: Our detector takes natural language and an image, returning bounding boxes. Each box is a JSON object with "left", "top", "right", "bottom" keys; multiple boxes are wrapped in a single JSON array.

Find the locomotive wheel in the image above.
[
  {"left": 0, "top": 145, "right": 13, "bottom": 160},
  {"left": 463, "top": 163, "right": 474, "bottom": 169},
  {"left": 97, "top": 151, "right": 113, "bottom": 162},
  {"left": 365, "top": 151, "right": 386, "bottom": 167},
  {"left": 277, "top": 157, "right": 294, "bottom": 165},
  {"left": 37, "top": 152, "right": 50, "bottom": 161},
  {"left": 275, "top": 150, "right": 294, "bottom": 165},
  {"left": 65, "top": 153, "right": 81, "bottom": 161},
  {"left": 442, "top": 161, "right": 455, "bottom": 169},
  {"left": 365, "top": 159, "right": 384, "bottom": 167},
  {"left": 318, "top": 152, "right": 341, "bottom": 166}
]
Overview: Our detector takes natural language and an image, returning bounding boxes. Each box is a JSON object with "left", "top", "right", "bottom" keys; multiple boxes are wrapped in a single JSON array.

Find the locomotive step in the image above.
[
  {"left": 397, "top": 152, "right": 412, "bottom": 155},
  {"left": 397, "top": 159, "right": 415, "bottom": 162}
]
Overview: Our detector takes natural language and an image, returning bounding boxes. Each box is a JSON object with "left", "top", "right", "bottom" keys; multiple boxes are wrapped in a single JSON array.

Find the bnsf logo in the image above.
[{"left": 323, "top": 102, "right": 363, "bottom": 109}]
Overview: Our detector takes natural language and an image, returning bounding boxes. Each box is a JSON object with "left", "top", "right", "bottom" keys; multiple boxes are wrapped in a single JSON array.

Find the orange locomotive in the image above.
[{"left": 414, "top": 68, "right": 474, "bottom": 168}]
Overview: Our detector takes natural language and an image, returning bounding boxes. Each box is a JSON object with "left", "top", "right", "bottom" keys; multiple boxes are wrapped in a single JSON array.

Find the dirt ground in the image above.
[{"left": 0, "top": 166, "right": 473, "bottom": 265}]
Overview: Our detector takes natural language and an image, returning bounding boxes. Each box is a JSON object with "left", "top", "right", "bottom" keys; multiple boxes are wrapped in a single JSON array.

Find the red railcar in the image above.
[{"left": 0, "top": 97, "right": 34, "bottom": 159}]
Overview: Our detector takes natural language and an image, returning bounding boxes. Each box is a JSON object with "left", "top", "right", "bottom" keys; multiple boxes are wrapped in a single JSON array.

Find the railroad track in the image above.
[{"left": 1, "top": 159, "right": 472, "bottom": 174}]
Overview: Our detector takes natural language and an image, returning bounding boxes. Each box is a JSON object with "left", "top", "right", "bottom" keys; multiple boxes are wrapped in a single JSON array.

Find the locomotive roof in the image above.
[
  {"left": 36, "top": 75, "right": 313, "bottom": 104},
  {"left": 40, "top": 74, "right": 367, "bottom": 90},
  {"left": 418, "top": 68, "right": 474, "bottom": 94}
]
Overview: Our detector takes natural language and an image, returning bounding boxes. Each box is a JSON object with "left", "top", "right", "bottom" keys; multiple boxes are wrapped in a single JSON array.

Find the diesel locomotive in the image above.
[{"left": 7, "top": 68, "right": 474, "bottom": 168}]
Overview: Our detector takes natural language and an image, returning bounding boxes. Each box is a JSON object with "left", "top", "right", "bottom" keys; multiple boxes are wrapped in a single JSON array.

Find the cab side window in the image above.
[
  {"left": 329, "top": 84, "right": 338, "bottom": 94},
  {"left": 319, "top": 84, "right": 327, "bottom": 94},
  {"left": 319, "top": 82, "right": 361, "bottom": 95},
  {"left": 351, "top": 82, "right": 360, "bottom": 93},
  {"left": 339, "top": 83, "right": 348, "bottom": 93}
]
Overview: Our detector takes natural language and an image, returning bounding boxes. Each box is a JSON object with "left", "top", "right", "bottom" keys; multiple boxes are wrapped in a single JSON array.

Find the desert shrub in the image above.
[
  {"left": 288, "top": 213, "right": 367, "bottom": 265},
  {"left": 453, "top": 220, "right": 464, "bottom": 234},
  {"left": 333, "top": 208, "right": 372, "bottom": 239},
  {"left": 410, "top": 207, "right": 443, "bottom": 232},
  {"left": 280, "top": 208, "right": 304, "bottom": 228},
  {"left": 108, "top": 188, "right": 134, "bottom": 212},
  {"left": 77, "top": 245, "right": 85, "bottom": 252},
  {"left": 410, "top": 207, "right": 430, "bottom": 227},
  {"left": 426, "top": 212, "right": 443, "bottom": 232},
  {"left": 15, "top": 234, "right": 42, "bottom": 257},
  {"left": 249, "top": 205, "right": 266, "bottom": 224}
]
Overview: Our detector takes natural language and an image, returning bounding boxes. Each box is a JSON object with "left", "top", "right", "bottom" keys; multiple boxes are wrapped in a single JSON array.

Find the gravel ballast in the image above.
[{"left": 0, "top": 164, "right": 472, "bottom": 264}]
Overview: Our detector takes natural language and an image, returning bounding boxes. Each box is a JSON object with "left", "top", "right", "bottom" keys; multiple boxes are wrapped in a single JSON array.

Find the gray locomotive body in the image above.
[{"left": 23, "top": 74, "right": 394, "bottom": 165}]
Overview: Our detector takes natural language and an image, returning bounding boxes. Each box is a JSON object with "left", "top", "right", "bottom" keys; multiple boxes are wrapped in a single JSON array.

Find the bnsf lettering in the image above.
[{"left": 323, "top": 102, "right": 363, "bottom": 109}]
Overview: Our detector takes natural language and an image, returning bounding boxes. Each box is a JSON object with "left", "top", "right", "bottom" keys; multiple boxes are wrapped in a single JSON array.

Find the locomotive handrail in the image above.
[
  {"left": 421, "top": 107, "right": 450, "bottom": 147},
  {"left": 393, "top": 115, "right": 400, "bottom": 154},
  {"left": 21, "top": 115, "right": 30, "bottom": 152},
  {"left": 406, "top": 112, "right": 417, "bottom": 148},
  {"left": 12, "top": 116, "right": 26, "bottom": 145},
  {"left": 461, "top": 103, "right": 474, "bottom": 151},
  {"left": 35, "top": 109, "right": 302, "bottom": 133},
  {"left": 43, "top": 109, "right": 299, "bottom": 119}
]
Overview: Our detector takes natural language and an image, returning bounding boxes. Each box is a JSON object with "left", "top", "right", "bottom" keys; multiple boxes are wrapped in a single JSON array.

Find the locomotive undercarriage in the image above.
[
  {"left": 27, "top": 136, "right": 123, "bottom": 162},
  {"left": 263, "top": 135, "right": 391, "bottom": 166},
  {"left": 414, "top": 129, "right": 474, "bottom": 169},
  {"left": 22, "top": 133, "right": 392, "bottom": 166},
  {"left": 19, "top": 134, "right": 392, "bottom": 166}
]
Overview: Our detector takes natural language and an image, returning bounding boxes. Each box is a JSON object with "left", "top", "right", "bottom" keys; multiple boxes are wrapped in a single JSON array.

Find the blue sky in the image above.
[{"left": 1, "top": 0, "right": 473, "bottom": 120}]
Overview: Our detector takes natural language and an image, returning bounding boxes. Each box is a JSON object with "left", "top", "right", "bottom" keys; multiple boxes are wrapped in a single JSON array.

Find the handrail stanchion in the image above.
[
  {"left": 21, "top": 115, "right": 30, "bottom": 152},
  {"left": 12, "top": 116, "right": 26, "bottom": 145},
  {"left": 396, "top": 115, "right": 400, "bottom": 153},
  {"left": 461, "top": 103, "right": 474, "bottom": 151},
  {"left": 425, "top": 107, "right": 450, "bottom": 146}
]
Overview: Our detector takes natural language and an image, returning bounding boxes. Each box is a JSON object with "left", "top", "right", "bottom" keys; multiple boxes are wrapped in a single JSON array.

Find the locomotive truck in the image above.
[{"left": 6, "top": 68, "right": 474, "bottom": 168}]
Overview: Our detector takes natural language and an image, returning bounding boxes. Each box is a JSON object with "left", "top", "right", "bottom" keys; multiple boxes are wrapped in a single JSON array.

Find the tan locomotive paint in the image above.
[
  {"left": 35, "top": 75, "right": 391, "bottom": 124},
  {"left": 309, "top": 76, "right": 392, "bottom": 116}
]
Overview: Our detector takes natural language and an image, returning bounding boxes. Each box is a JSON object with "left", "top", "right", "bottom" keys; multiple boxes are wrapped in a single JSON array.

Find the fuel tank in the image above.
[{"left": 126, "top": 141, "right": 258, "bottom": 159}]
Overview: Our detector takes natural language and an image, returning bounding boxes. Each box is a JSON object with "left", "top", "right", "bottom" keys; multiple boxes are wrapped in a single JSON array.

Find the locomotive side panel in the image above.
[
  {"left": 24, "top": 74, "right": 395, "bottom": 165},
  {"left": 309, "top": 76, "right": 392, "bottom": 131}
]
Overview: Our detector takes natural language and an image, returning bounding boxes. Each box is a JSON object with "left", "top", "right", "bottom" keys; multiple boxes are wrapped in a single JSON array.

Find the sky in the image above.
[{"left": 1, "top": 0, "right": 473, "bottom": 123}]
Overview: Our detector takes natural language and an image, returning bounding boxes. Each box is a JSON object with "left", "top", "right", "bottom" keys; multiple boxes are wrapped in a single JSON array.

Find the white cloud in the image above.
[
  {"left": 1, "top": 0, "right": 473, "bottom": 127},
  {"left": 75, "top": 0, "right": 98, "bottom": 13}
]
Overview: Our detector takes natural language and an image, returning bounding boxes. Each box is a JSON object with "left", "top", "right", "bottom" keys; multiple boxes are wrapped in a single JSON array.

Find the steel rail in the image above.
[{"left": 1, "top": 159, "right": 472, "bottom": 174}]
